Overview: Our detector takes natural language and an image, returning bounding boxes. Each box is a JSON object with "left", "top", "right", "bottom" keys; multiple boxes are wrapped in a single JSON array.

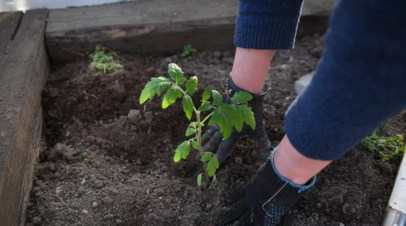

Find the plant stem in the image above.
[
  {"left": 201, "top": 112, "right": 213, "bottom": 125},
  {"left": 176, "top": 84, "right": 210, "bottom": 183},
  {"left": 197, "top": 112, "right": 210, "bottom": 183}
]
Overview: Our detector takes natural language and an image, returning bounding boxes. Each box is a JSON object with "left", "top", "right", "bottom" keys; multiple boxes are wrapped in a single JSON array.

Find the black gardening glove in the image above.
[
  {"left": 217, "top": 148, "right": 316, "bottom": 226},
  {"left": 196, "top": 76, "right": 271, "bottom": 163}
]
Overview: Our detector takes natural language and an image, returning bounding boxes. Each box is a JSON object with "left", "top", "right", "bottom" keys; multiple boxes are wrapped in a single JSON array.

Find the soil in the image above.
[{"left": 25, "top": 34, "right": 406, "bottom": 226}]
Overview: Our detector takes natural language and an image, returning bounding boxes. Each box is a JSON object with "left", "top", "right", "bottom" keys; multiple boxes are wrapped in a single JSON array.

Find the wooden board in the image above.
[
  {"left": 0, "top": 9, "right": 49, "bottom": 226},
  {"left": 46, "top": 0, "right": 334, "bottom": 63},
  {"left": 46, "top": 0, "right": 238, "bottom": 62}
]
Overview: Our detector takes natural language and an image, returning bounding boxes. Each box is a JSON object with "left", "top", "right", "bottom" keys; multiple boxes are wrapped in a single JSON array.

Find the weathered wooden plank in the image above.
[
  {"left": 46, "top": 0, "right": 238, "bottom": 62},
  {"left": 0, "top": 9, "right": 49, "bottom": 226},
  {"left": 45, "top": 0, "right": 335, "bottom": 63}
]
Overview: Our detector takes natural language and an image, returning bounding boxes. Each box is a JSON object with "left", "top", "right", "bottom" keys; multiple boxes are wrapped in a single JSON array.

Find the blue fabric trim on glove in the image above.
[{"left": 269, "top": 146, "right": 316, "bottom": 193}]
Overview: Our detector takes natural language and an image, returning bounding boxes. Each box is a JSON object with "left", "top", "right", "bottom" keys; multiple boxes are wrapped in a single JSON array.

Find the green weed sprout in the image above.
[
  {"left": 181, "top": 45, "right": 197, "bottom": 59},
  {"left": 81, "top": 152, "right": 93, "bottom": 163},
  {"left": 88, "top": 45, "right": 124, "bottom": 73},
  {"left": 362, "top": 128, "right": 405, "bottom": 161},
  {"left": 139, "top": 63, "right": 256, "bottom": 186}
]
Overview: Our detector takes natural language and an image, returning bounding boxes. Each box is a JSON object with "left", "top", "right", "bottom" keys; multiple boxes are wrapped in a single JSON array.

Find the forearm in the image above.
[
  {"left": 284, "top": 0, "right": 406, "bottom": 161},
  {"left": 232, "top": 0, "right": 304, "bottom": 93},
  {"left": 231, "top": 48, "right": 275, "bottom": 94}
]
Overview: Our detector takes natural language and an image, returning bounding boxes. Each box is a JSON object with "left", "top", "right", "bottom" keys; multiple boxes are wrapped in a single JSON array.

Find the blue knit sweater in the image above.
[{"left": 236, "top": 0, "right": 406, "bottom": 160}]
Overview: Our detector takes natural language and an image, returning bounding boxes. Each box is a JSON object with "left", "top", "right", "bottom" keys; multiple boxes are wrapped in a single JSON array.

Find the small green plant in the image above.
[
  {"left": 81, "top": 152, "right": 93, "bottom": 163},
  {"left": 181, "top": 45, "right": 197, "bottom": 59},
  {"left": 88, "top": 45, "right": 124, "bottom": 73},
  {"left": 139, "top": 63, "right": 255, "bottom": 186},
  {"left": 362, "top": 128, "right": 405, "bottom": 161}
]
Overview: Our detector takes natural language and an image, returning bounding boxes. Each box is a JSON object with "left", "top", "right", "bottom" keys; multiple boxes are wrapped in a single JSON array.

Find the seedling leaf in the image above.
[
  {"left": 207, "top": 155, "right": 219, "bottom": 176},
  {"left": 163, "top": 85, "right": 182, "bottom": 109},
  {"left": 186, "top": 76, "right": 198, "bottom": 95},
  {"left": 212, "top": 90, "right": 223, "bottom": 106},
  {"left": 208, "top": 104, "right": 243, "bottom": 139},
  {"left": 168, "top": 63, "right": 185, "bottom": 84},
  {"left": 191, "top": 140, "right": 199, "bottom": 149},
  {"left": 201, "top": 152, "right": 212, "bottom": 162},
  {"left": 174, "top": 141, "right": 191, "bottom": 162},
  {"left": 189, "top": 122, "right": 198, "bottom": 129},
  {"left": 197, "top": 173, "right": 202, "bottom": 186},
  {"left": 182, "top": 95, "right": 194, "bottom": 120},
  {"left": 140, "top": 77, "right": 171, "bottom": 104},
  {"left": 198, "top": 102, "right": 212, "bottom": 112},
  {"left": 186, "top": 128, "right": 196, "bottom": 136},
  {"left": 237, "top": 105, "right": 256, "bottom": 130},
  {"left": 231, "top": 91, "right": 253, "bottom": 104},
  {"left": 203, "top": 85, "right": 211, "bottom": 102}
]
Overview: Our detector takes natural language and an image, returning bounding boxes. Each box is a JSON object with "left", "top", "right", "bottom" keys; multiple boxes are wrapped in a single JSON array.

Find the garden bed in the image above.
[{"left": 25, "top": 34, "right": 405, "bottom": 226}]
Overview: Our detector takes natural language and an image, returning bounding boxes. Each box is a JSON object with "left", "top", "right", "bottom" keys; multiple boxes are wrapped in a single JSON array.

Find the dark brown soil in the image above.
[{"left": 25, "top": 34, "right": 405, "bottom": 226}]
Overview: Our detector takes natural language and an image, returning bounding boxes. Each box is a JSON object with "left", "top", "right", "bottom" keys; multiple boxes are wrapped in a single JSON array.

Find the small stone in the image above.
[
  {"left": 154, "top": 188, "right": 165, "bottom": 196},
  {"left": 104, "top": 196, "right": 113, "bottom": 205},
  {"left": 339, "top": 223, "right": 345, "bottom": 226},
  {"left": 136, "top": 159, "right": 142, "bottom": 165},
  {"left": 92, "top": 202, "right": 99, "bottom": 208},
  {"left": 55, "top": 187, "right": 62, "bottom": 194},
  {"left": 70, "top": 202, "right": 79, "bottom": 209},
  {"left": 82, "top": 209, "right": 89, "bottom": 215},
  {"left": 128, "top": 110, "right": 142, "bottom": 124},
  {"left": 206, "top": 204, "right": 213, "bottom": 210},
  {"left": 234, "top": 157, "right": 243, "bottom": 165},
  {"left": 164, "top": 57, "right": 172, "bottom": 64},
  {"left": 85, "top": 135, "right": 95, "bottom": 143},
  {"left": 116, "top": 219, "right": 123, "bottom": 224},
  {"left": 332, "top": 195, "right": 343, "bottom": 205},
  {"left": 316, "top": 203, "right": 321, "bottom": 208},
  {"left": 104, "top": 214, "right": 114, "bottom": 220},
  {"left": 93, "top": 180, "right": 104, "bottom": 189},
  {"left": 111, "top": 188, "right": 119, "bottom": 194},
  {"left": 212, "top": 51, "right": 222, "bottom": 59},
  {"left": 295, "top": 73, "right": 314, "bottom": 94},
  {"left": 32, "top": 217, "right": 42, "bottom": 225}
]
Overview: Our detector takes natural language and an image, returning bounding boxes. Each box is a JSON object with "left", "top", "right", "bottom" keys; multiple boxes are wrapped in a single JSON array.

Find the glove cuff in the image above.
[
  {"left": 226, "top": 75, "right": 271, "bottom": 102},
  {"left": 270, "top": 146, "right": 317, "bottom": 193}
]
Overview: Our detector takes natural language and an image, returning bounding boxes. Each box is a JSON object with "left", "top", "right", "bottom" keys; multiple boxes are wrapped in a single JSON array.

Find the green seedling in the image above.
[
  {"left": 181, "top": 45, "right": 197, "bottom": 59},
  {"left": 362, "top": 127, "right": 405, "bottom": 162},
  {"left": 84, "top": 157, "right": 93, "bottom": 163},
  {"left": 81, "top": 152, "right": 93, "bottom": 163},
  {"left": 88, "top": 45, "right": 124, "bottom": 73},
  {"left": 140, "top": 63, "right": 256, "bottom": 186}
]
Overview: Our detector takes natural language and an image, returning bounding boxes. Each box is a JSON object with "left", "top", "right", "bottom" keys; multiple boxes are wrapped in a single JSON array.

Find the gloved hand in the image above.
[
  {"left": 217, "top": 148, "right": 316, "bottom": 226},
  {"left": 196, "top": 76, "right": 271, "bottom": 164}
]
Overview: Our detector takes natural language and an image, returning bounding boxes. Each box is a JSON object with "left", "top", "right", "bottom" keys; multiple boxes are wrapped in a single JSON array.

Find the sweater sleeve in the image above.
[
  {"left": 284, "top": 0, "right": 406, "bottom": 160},
  {"left": 235, "top": 0, "right": 304, "bottom": 49}
]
